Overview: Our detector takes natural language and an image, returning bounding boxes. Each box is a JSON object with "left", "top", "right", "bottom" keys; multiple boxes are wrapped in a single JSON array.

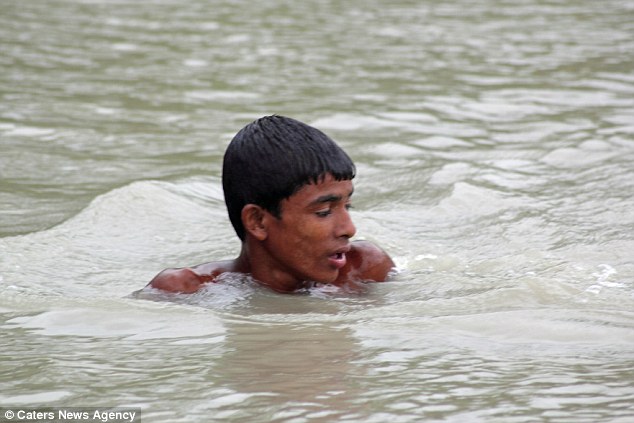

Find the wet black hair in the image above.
[{"left": 222, "top": 115, "right": 356, "bottom": 241}]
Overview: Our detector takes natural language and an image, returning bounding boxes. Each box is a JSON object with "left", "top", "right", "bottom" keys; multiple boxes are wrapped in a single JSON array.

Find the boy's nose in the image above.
[{"left": 338, "top": 209, "right": 356, "bottom": 239}]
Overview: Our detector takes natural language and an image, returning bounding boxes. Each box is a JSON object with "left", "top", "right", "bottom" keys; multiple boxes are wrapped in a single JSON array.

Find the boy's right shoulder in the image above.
[
  {"left": 149, "top": 267, "right": 202, "bottom": 293},
  {"left": 148, "top": 260, "right": 234, "bottom": 293}
]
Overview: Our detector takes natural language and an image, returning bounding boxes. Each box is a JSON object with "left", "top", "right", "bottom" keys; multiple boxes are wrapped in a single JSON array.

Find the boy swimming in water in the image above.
[{"left": 147, "top": 115, "right": 394, "bottom": 293}]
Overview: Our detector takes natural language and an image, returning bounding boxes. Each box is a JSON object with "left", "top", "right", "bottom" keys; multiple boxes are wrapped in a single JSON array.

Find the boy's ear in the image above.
[{"left": 241, "top": 204, "right": 268, "bottom": 241}]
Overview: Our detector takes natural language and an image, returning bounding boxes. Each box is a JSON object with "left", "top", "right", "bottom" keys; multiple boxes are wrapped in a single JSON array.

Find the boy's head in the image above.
[{"left": 222, "top": 115, "right": 356, "bottom": 241}]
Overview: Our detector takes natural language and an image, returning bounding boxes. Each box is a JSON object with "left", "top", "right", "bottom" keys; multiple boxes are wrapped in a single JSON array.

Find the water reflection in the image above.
[{"left": 218, "top": 322, "right": 365, "bottom": 419}]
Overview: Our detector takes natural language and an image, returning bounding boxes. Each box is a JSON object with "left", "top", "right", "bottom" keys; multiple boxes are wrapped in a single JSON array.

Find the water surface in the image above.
[{"left": 1, "top": 0, "right": 633, "bottom": 421}]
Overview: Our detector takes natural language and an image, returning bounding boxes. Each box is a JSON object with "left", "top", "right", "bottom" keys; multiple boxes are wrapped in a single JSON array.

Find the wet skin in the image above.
[{"left": 148, "top": 174, "right": 394, "bottom": 293}]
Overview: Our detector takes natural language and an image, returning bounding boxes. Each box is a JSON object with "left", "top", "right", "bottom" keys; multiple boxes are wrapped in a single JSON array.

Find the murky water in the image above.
[{"left": 1, "top": 0, "right": 633, "bottom": 421}]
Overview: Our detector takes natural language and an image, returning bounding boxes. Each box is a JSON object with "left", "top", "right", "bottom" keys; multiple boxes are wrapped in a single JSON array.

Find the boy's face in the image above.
[{"left": 262, "top": 173, "right": 356, "bottom": 287}]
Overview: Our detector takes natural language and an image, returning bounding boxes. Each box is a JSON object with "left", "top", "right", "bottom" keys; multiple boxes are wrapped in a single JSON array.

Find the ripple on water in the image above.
[
  {"left": 540, "top": 144, "right": 620, "bottom": 168},
  {"left": 3, "top": 303, "right": 226, "bottom": 342},
  {"left": 0, "top": 179, "right": 233, "bottom": 300}
]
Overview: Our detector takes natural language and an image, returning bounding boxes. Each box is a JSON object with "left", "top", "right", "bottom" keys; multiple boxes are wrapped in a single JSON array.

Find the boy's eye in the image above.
[
  {"left": 316, "top": 209, "right": 332, "bottom": 217},
  {"left": 316, "top": 203, "right": 353, "bottom": 217}
]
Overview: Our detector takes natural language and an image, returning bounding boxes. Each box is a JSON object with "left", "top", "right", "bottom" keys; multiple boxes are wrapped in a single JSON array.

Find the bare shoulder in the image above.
[
  {"left": 148, "top": 260, "right": 235, "bottom": 293},
  {"left": 346, "top": 240, "right": 395, "bottom": 282}
]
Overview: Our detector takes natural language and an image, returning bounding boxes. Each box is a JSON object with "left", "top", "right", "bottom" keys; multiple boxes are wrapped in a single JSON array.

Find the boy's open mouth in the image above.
[{"left": 328, "top": 251, "right": 347, "bottom": 269}]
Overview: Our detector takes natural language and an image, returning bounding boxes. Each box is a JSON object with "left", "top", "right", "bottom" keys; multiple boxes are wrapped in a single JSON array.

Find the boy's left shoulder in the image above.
[{"left": 346, "top": 240, "right": 395, "bottom": 282}]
